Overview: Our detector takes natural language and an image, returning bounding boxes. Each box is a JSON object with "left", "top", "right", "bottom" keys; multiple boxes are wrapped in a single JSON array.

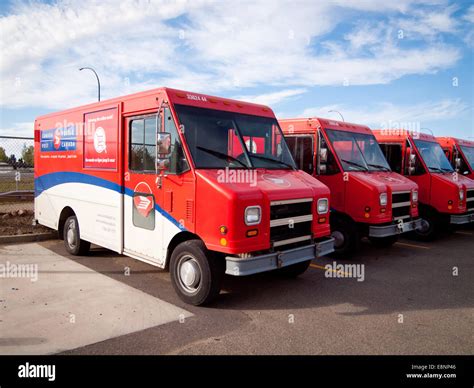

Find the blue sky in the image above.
[{"left": 1, "top": 0, "right": 473, "bottom": 140}]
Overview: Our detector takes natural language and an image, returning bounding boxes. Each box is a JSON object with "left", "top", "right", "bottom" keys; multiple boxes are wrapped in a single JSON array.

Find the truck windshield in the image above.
[
  {"left": 325, "top": 129, "right": 391, "bottom": 172},
  {"left": 174, "top": 104, "right": 296, "bottom": 169},
  {"left": 459, "top": 145, "right": 474, "bottom": 169},
  {"left": 414, "top": 139, "right": 454, "bottom": 173}
]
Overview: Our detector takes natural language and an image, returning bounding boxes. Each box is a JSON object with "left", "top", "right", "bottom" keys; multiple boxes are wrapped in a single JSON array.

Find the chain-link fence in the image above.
[{"left": 0, "top": 135, "right": 34, "bottom": 217}]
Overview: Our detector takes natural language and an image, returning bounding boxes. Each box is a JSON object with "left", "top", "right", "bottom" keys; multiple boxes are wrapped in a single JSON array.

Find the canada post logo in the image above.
[{"left": 41, "top": 125, "right": 77, "bottom": 152}]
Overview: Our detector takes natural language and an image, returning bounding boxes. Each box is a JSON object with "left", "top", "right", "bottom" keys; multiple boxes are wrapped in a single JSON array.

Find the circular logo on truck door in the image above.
[
  {"left": 93, "top": 126, "right": 107, "bottom": 154},
  {"left": 133, "top": 182, "right": 154, "bottom": 218}
]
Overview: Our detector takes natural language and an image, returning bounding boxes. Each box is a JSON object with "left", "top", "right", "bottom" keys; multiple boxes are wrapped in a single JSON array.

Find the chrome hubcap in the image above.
[
  {"left": 331, "top": 230, "right": 345, "bottom": 248},
  {"left": 178, "top": 256, "right": 201, "bottom": 293},
  {"left": 418, "top": 218, "right": 431, "bottom": 234},
  {"left": 67, "top": 222, "right": 76, "bottom": 247}
]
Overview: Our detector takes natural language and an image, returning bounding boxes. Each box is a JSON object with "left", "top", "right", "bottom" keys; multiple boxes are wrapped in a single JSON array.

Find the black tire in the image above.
[
  {"left": 413, "top": 210, "right": 440, "bottom": 241},
  {"left": 275, "top": 260, "right": 311, "bottom": 277},
  {"left": 369, "top": 234, "right": 398, "bottom": 248},
  {"left": 170, "top": 239, "right": 224, "bottom": 306},
  {"left": 63, "top": 215, "right": 90, "bottom": 255},
  {"left": 330, "top": 215, "right": 359, "bottom": 257}
]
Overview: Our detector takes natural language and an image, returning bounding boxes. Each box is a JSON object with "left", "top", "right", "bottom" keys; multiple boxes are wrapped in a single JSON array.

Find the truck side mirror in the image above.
[
  {"left": 455, "top": 157, "right": 461, "bottom": 169},
  {"left": 406, "top": 148, "right": 416, "bottom": 175},
  {"left": 156, "top": 132, "right": 171, "bottom": 171},
  {"left": 320, "top": 148, "right": 328, "bottom": 163},
  {"left": 157, "top": 132, "right": 172, "bottom": 155}
]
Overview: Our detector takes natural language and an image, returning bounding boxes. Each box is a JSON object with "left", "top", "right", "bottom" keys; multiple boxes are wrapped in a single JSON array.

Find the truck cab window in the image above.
[
  {"left": 163, "top": 107, "right": 189, "bottom": 174},
  {"left": 285, "top": 136, "right": 314, "bottom": 174},
  {"left": 130, "top": 117, "right": 156, "bottom": 172},
  {"left": 379, "top": 143, "right": 402, "bottom": 173},
  {"left": 318, "top": 135, "right": 339, "bottom": 175}
]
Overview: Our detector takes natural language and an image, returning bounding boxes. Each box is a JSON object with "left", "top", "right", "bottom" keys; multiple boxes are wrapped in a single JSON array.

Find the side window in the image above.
[
  {"left": 130, "top": 117, "right": 156, "bottom": 172},
  {"left": 285, "top": 136, "right": 313, "bottom": 174},
  {"left": 379, "top": 143, "right": 402, "bottom": 173},
  {"left": 319, "top": 135, "right": 339, "bottom": 175},
  {"left": 163, "top": 107, "right": 189, "bottom": 174}
]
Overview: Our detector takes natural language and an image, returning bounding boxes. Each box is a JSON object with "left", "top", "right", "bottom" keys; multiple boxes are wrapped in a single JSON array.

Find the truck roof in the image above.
[
  {"left": 436, "top": 136, "right": 474, "bottom": 148},
  {"left": 35, "top": 87, "right": 276, "bottom": 122},
  {"left": 372, "top": 129, "right": 438, "bottom": 143},
  {"left": 279, "top": 117, "right": 372, "bottom": 135}
]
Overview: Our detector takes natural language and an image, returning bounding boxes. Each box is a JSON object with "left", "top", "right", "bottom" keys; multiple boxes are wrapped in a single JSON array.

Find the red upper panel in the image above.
[{"left": 279, "top": 117, "right": 373, "bottom": 135}]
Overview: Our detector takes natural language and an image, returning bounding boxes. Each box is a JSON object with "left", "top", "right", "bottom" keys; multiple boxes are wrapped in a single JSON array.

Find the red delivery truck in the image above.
[
  {"left": 374, "top": 130, "right": 474, "bottom": 240},
  {"left": 34, "top": 87, "right": 334, "bottom": 305},
  {"left": 437, "top": 137, "right": 474, "bottom": 180},
  {"left": 279, "top": 118, "right": 421, "bottom": 255}
]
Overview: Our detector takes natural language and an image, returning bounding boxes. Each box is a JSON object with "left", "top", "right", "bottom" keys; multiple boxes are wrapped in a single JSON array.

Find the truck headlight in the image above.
[
  {"left": 412, "top": 190, "right": 418, "bottom": 203},
  {"left": 379, "top": 193, "right": 388, "bottom": 206},
  {"left": 317, "top": 198, "right": 329, "bottom": 214},
  {"left": 459, "top": 189, "right": 464, "bottom": 201},
  {"left": 245, "top": 206, "right": 261, "bottom": 225}
]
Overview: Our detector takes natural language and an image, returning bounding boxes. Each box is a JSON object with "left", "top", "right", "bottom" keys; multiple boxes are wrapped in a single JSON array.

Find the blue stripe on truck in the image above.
[{"left": 35, "top": 172, "right": 186, "bottom": 230}]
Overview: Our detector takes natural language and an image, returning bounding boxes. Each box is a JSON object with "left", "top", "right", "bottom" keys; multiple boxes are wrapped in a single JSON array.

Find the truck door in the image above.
[
  {"left": 316, "top": 131, "right": 344, "bottom": 211},
  {"left": 122, "top": 106, "right": 194, "bottom": 267},
  {"left": 404, "top": 139, "right": 431, "bottom": 204},
  {"left": 123, "top": 113, "right": 165, "bottom": 265}
]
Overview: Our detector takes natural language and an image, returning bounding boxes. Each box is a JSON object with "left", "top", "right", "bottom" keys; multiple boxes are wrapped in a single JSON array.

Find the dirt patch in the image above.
[{"left": 0, "top": 211, "right": 52, "bottom": 236}]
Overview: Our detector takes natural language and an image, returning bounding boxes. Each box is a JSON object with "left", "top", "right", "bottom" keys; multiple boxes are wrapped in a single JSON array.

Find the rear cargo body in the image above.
[
  {"left": 437, "top": 137, "right": 474, "bottom": 180},
  {"left": 35, "top": 87, "right": 334, "bottom": 305},
  {"left": 374, "top": 130, "right": 474, "bottom": 240},
  {"left": 279, "top": 118, "right": 421, "bottom": 254}
]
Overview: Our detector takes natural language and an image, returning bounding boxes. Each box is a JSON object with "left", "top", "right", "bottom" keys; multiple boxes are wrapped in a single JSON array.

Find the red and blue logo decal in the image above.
[{"left": 41, "top": 125, "right": 77, "bottom": 152}]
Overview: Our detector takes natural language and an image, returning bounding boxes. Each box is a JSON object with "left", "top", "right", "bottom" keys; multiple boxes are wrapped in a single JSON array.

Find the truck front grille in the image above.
[
  {"left": 270, "top": 198, "right": 313, "bottom": 248},
  {"left": 467, "top": 190, "right": 474, "bottom": 211},
  {"left": 392, "top": 191, "right": 411, "bottom": 221}
]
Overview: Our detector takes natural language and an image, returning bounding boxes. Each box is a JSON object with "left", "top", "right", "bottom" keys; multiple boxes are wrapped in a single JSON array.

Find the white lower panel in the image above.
[
  {"left": 35, "top": 183, "right": 122, "bottom": 253},
  {"left": 123, "top": 195, "right": 182, "bottom": 267}
]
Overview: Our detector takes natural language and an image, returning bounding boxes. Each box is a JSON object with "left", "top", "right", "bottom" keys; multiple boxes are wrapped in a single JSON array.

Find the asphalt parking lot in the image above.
[{"left": 1, "top": 229, "right": 473, "bottom": 355}]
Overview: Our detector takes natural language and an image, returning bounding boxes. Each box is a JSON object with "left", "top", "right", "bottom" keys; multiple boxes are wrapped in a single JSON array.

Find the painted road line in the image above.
[
  {"left": 455, "top": 231, "right": 472, "bottom": 236},
  {"left": 310, "top": 263, "right": 351, "bottom": 277},
  {"left": 0, "top": 243, "right": 192, "bottom": 355},
  {"left": 395, "top": 242, "right": 430, "bottom": 250}
]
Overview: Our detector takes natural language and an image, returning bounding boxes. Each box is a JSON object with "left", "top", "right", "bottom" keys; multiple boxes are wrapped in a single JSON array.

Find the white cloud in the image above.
[
  {"left": 300, "top": 99, "right": 469, "bottom": 128},
  {"left": 463, "top": 5, "right": 474, "bottom": 23},
  {"left": 233, "top": 89, "right": 307, "bottom": 106},
  {"left": 0, "top": 121, "right": 34, "bottom": 137},
  {"left": 0, "top": 0, "right": 466, "bottom": 110}
]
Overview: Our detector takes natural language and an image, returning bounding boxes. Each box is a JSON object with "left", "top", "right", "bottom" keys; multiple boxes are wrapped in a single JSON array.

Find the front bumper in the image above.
[
  {"left": 225, "top": 237, "right": 335, "bottom": 276},
  {"left": 450, "top": 212, "right": 474, "bottom": 225},
  {"left": 368, "top": 218, "right": 423, "bottom": 238}
]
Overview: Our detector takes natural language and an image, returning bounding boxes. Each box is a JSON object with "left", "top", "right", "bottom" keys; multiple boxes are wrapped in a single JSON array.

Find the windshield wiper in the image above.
[
  {"left": 248, "top": 154, "right": 295, "bottom": 170},
  {"left": 341, "top": 159, "right": 368, "bottom": 171},
  {"left": 427, "top": 166, "right": 444, "bottom": 173},
  {"left": 367, "top": 163, "right": 391, "bottom": 172},
  {"left": 197, "top": 146, "right": 249, "bottom": 168}
]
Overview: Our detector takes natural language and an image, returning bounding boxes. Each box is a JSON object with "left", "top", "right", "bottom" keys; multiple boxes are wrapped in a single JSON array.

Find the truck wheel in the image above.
[
  {"left": 170, "top": 239, "right": 224, "bottom": 306},
  {"left": 330, "top": 216, "right": 359, "bottom": 256},
  {"left": 275, "top": 260, "right": 311, "bottom": 277},
  {"left": 369, "top": 235, "right": 398, "bottom": 248},
  {"left": 413, "top": 211, "right": 440, "bottom": 241},
  {"left": 63, "top": 215, "right": 90, "bottom": 256}
]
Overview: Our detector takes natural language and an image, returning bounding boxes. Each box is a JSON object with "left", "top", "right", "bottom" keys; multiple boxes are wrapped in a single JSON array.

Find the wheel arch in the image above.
[
  {"left": 165, "top": 231, "right": 203, "bottom": 270},
  {"left": 58, "top": 206, "right": 76, "bottom": 240}
]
